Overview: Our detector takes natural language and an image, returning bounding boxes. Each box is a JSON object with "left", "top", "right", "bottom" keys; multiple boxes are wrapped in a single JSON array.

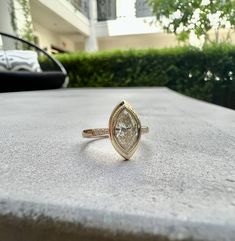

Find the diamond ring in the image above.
[{"left": 82, "top": 100, "right": 149, "bottom": 160}]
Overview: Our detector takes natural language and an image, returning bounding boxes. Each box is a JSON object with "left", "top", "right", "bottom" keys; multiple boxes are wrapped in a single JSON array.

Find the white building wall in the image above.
[
  {"left": 98, "top": 33, "right": 179, "bottom": 51},
  {"left": 33, "top": 22, "right": 76, "bottom": 52},
  {"left": 96, "top": 17, "right": 161, "bottom": 37},
  {"left": 85, "top": 0, "right": 98, "bottom": 51},
  {"left": 116, "top": 0, "right": 135, "bottom": 18},
  {"left": 75, "top": 41, "right": 86, "bottom": 51},
  {"left": 34, "top": 0, "right": 90, "bottom": 36}
]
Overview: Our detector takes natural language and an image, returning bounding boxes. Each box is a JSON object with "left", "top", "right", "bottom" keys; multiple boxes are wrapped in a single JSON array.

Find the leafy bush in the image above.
[{"left": 56, "top": 45, "right": 235, "bottom": 109}]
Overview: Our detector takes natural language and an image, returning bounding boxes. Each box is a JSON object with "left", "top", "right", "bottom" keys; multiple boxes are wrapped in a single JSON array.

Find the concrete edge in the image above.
[{"left": 0, "top": 197, "right": 234, "bottom": 241}]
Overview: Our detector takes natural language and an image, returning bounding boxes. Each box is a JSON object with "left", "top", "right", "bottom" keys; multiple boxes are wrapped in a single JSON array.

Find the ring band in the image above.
[
  {"left": 82, "top": 126, "right": 149, "bottom": 138},
  {"left": 82, "top": 100, "right": 149, "bottom": 160}
]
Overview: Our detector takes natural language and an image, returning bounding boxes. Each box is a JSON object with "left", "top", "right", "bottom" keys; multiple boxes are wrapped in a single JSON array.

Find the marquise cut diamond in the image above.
[
  {"left": 114, "top": 109, "right": 138, "bottom": 151},
  {"left": 109, "top": 100, "right": 142, "bottom": 159}
]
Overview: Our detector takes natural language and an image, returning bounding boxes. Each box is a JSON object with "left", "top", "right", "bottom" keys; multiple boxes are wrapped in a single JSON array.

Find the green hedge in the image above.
[{"left": 56, "top": 45, "right": 235, "bottom": 109}]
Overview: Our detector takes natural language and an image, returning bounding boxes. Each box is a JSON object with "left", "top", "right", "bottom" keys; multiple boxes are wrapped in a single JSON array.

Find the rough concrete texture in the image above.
[{"left": 0, "top": 88, "right": 234, "bottom": 241}]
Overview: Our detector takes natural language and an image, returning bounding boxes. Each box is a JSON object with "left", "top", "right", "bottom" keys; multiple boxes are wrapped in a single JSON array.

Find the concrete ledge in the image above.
[{"left": 0, "top": 88, "right": 234, "bottom": 241}]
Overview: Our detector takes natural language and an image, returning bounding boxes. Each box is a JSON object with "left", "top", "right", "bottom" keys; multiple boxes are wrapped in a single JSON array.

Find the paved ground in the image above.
[{"left": 0, "top": 88, "right": 234, "bottom": 241}]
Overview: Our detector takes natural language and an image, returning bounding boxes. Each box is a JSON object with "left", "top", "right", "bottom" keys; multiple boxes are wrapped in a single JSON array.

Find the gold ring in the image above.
[{"left": 82, "top": 100, "right": 149, "bottom": 160}]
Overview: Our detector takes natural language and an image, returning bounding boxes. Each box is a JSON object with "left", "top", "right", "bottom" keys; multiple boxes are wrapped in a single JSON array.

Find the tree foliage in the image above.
[
  {"left": 148, "top": 0, "right": 235, "bottom": 46},
  {"left": 9, "top": 0, "right": 34, "bottom": 42},
  {"left": 18, "top": 0, "right": 34, "bottom": 42}
]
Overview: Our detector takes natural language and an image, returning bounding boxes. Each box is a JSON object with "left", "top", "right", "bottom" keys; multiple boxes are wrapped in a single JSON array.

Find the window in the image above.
[
  {"left": 97, "top": 0, "right": 116, "bottom": 21},
  {"left": 135, "top": 0, "right": 152, "bottom": 17}
]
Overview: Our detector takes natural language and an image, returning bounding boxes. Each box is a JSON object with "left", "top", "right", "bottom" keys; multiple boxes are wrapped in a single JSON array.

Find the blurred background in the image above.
[
  {"left": 1, "top": 0, "right": 235, "bottom": 53},
  {"left": 0, "top": 0, "right": 235, "bottom": 109}
]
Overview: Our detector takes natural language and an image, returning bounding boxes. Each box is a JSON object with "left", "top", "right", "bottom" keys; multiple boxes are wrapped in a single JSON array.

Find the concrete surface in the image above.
[{"left": 0, "top": 88, "right": 234, "bottom": 241}]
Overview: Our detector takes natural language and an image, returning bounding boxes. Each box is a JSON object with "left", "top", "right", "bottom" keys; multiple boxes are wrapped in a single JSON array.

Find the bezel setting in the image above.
[{"left": 109, "top": 100, "right": 141, "bottom": 160}]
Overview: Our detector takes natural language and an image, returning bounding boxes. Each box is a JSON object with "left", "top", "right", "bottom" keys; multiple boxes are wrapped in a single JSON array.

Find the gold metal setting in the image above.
[{"left": 82, "top": 100, "right": 149, "bottom": 160}]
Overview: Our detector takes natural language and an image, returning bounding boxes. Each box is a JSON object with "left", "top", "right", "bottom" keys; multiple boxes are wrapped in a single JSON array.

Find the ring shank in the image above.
[{"left": 82, "top": 126, "right": 149, "bottom": 138}]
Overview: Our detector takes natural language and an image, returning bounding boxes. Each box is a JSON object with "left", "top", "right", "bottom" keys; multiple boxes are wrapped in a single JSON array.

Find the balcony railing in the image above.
[
  {"left": 97, "top": 0, "right": 152, "bottom": 21},
  {"left": 67, "top": 0, "right": 90, "bottom": 18}
]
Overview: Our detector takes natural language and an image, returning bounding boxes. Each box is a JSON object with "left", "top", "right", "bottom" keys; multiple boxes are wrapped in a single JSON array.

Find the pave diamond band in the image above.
[
  {"left": 82, "top": 100, "right": 149, "bottom": 160},
  {"left": 82, "top": 128, "right": 109, "bottom": 138},
  {"left": 82, "top": 126, "right": 149, "bottom": 138}
]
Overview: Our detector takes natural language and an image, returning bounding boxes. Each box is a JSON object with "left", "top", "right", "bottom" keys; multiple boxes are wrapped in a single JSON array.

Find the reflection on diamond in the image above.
[{"left": 115, "top": 109, "right": 138, "bottom": 151}]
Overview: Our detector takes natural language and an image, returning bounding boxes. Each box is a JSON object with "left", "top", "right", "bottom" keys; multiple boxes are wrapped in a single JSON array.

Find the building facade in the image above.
[
  {"left": 1, "top": 0, "right": 234, "bottom": 53},
  {"left": 0, "top": 0, "right": 180, "bottom": 52}
]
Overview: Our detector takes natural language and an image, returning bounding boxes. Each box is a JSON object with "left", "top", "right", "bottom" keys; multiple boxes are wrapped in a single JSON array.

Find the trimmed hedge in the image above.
[{"left": 56, "top": 45, "right": 235, "bottom": 109}]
